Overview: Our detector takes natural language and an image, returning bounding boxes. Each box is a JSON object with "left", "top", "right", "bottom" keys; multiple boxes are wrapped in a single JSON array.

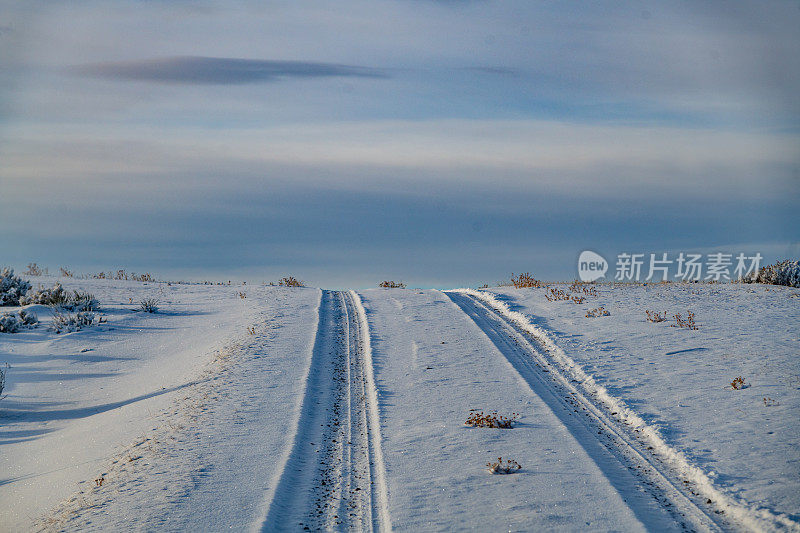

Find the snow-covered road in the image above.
[
  {"left": 1, "top": 278, "right": 798, "bottom": 531},
  {"left": 262, "top": 291, "right": 390, "bottom": 532}
]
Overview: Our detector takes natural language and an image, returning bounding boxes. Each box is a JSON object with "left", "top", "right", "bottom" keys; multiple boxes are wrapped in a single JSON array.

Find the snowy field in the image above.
[{"left": 1, "top": 275, "right": 798, "bottom": 532}]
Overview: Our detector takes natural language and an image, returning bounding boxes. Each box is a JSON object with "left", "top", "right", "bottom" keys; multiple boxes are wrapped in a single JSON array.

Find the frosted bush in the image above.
[
  {"left": 20, "top": 283, "right": 68, "bottom": 306},
  {"left": 753, "top": 260, "right": 800, "bottom": 288},
  {"left": 50, "top": 311, "right": 95, "bottom": 334},
  {"left": 0, "top": 309, "right": 39, "bottom": 333},
  {"left": 67, "top": 291, "right": 99, "bottom": 312},
  {"left": 20, "top": 284, "right": 98, "bottom": 311},
  {"left": 0, "top": 268, "right": 32, "bottom": 306}
]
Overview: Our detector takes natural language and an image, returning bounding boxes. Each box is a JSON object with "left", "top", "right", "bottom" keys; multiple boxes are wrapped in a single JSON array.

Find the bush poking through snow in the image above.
[
  {"left": 278, "top": 276, "right": 304, "bottom": 287},
  {"left": 585, "top": 307, "right": 610, "bottom": 318},
  {"left": 139, "top": 298, "right": 159, "bottom": 313},
  {"left": 741, "top": 260, "right": 800, "bottom": 288},
  {"left": 69, "top": 291, "right": 99, "bottom": 312},
  {"left": 672, "top": 311, "right": 698, "bottom": 330},
  {"left": 0, "top": 309, "right": 39, "bottom": 333},
  {"left": 0, "top": 365, "right": 4, "bottom": 397},
  {"left": 646, "top": 310, "right": 667, "bottom": 323},
  {"left": 379, "top": 281, "right": 406, "bottom": 288},
  {"left": 20, "top": 283, "right": 68, "bottom": 306},
  {"left": 487, "top": 457, "right": 522, "bottom": 474},
  {"left": 511, "top": 272, "right": 543, "bottom": 288},
  {"left": 730, "top": 376, "right": 748, "bottom": 390},
  {"left": 20, "top": 284, "right": 98, "bottom": 311},
  {"left": 465, "top": 410, "right": 520, "bottom": 429},
  {"left": 544, "top": 287, "right": 571, "bottom": 301},
  {"left": 50, "top": 311, "right": 95, "bottom": 334},
  {"left": 0, "top": 268, "right": 32, "bottom": 306},
  {"left": 569, "top": 281, "right": 598, "bottom": 296}
]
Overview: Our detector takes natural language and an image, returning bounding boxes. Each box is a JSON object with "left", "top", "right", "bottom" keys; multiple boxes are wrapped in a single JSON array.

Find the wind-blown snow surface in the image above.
[
  {"left": 1, "top": 277, "right": 798, "bottom": 531},
  {"left": 0, "top": 277, "right": 321, "bottom": 531},
  {"left": 487, "top": 283, "right": 800, "bottom": 526}
]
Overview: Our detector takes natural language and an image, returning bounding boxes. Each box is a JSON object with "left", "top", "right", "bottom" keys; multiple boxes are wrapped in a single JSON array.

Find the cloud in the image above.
[{"left": 69, "top": 56, "right": 388, "bottom": 84}]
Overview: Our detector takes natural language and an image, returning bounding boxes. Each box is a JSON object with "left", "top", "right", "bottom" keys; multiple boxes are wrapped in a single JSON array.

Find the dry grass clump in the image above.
[
  {"left": 59, "top": 267, "right": 74, "bottom": 278},
  {"left": 645, "top": 310, "right": 667, "bottom": 323},
  {"left": 379, "top": 281, "right": 406, "bottom": 288},
  {"left": 672, "top": 312, "right": 698, "bottom": 330},
  {"left": 278, "top": 276, "right": 304, "bottom": 287},
  {"left": 237, "top": 291, "right": 247, "bottom": 299},
  {"left": 465, "top": 410, "right": 520, "bottom": 429},
  {"left": 487, "top": 457, "right": 522, "bottom": 474},
  {"left": 585, "top": 307, "right": 610, "bottom": 318},
  {"left": 511, "top": 272, "right": 543, "bottom": 288}
]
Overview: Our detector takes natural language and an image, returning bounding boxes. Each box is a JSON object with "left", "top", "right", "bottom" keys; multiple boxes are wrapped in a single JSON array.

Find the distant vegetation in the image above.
[
  {"left": 741, "top": 260, "right": 800, "bottom": 288},
  {"left": 510, "top": 272, "right": 543, "bottom": 288},
  {"left": 278, "top": 276, "right": 304, "bottom": 287},
  {"left": 379, "top": 281, "right": 406, "bottom": 288}
]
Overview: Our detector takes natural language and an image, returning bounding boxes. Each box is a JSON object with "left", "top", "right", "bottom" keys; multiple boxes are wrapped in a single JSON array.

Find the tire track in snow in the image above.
[
  {"left": 447, "top": 290, "right": 728, "bottom": 533},
  {"left": 261, "top": 290, "right": 390, "bottom": 532}
]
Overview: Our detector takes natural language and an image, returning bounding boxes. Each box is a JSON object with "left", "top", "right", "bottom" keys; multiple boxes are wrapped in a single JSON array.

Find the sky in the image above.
[{"left": 1, "top": 1, "right": 798, "bottom": 287}]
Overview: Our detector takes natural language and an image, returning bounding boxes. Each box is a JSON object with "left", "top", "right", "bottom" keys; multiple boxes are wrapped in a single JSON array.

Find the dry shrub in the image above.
[
  {"left": 544, "top": 287, "right": 571, "bottom": 301},
  {"left": 585, "top": 307, "right": 610, "bottom": 318},
  {"left": 646, "top": 310, "right": 667, "bottom": 323},
  {"left": 25, "top": 263, "right": 43, "bottom": 276},
  {"left": 672, "top": 312, "right": 698, "bottom": 330},
  {"left": 379, "top": 281, "right": 406, "bottom": 288},
  {"left": 571, "top": 296, "right": 585, "bottom": 304},
  {"left": 237, "top": 291, "right": 247, "bottom": 299},
  {"left": 763, "top": 397, "right": 779, "bottom": 406},
  {"left": 59, "top": 267, "right": 74, "bottom": 278},
  {"left": 569, "top": 281, "right": 598, "bottom": 297},
  {"left": 139, "top": 298, "right": 159, "bottom": 313},
  {"left": 730, "top": 376, "right": 747, "bottom": 390},
  {"left": 487, "top": 457, "right": 522, "bottom": 474},
  {"left": 465, "top": 410, "right": 520, "bottom": 429},
  {"left": 278, "top": 276, "right": 304, "bottom": 287},
  {"left": 511, "top": 272, "right": 543, "bottom": 288}
]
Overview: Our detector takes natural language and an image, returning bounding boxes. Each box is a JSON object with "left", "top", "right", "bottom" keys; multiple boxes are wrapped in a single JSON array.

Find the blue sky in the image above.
[{"left": 1, "top": 1, "right": 798, "bottom": 287}]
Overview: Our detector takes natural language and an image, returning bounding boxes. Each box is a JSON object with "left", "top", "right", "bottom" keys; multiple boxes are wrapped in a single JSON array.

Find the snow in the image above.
[
  {"left": 1, "top": 276, "right": 798, "bottom": 531},
  {"left": 0, "top": 277, "right": 320, "bottom": 531},
  {"left": 485, "top": 282, "right": 800, "bottom": 529}
]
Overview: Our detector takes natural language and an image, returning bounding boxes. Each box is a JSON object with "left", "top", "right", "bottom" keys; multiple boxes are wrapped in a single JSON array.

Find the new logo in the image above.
[{"left": 578, "top": 250, "right": 608, "bottom": 282}]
